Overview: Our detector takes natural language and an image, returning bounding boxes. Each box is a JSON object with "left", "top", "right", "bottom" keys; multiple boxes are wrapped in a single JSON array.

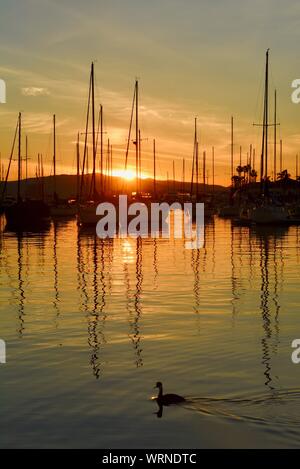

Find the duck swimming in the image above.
[{"left": 154, "top": 381, "right": 186, "bottom": 406}]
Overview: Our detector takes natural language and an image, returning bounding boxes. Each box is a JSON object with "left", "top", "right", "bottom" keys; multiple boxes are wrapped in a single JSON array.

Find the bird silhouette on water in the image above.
[{"left": 153, "top": 381, "right": 186, "bottom": 417}]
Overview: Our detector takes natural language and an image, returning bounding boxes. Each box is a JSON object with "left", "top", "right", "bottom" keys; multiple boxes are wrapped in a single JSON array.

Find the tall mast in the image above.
[
  {"left": 259, "top": 51, "right": 268, "bottom": 188},
  {"left": 212, "top": 146, "right": 215, "bottom": 196},
  {"left": 53, "top": 114, "right": 56, "bottom": 199},
  {"left": 190, "top": 117, "right": 197, "bottom": 195},
  {"left": 231, "top": 116, "right": 234, "bottom": 182},
  {"left": 79, "top": 64, "right": 92, "bottom": 202},
  {"left": 100, "top": 104, "right": 103, "bottom": 195},
  {"left": 76, "top": 132, "right": 80, "bottom": 203},
  {"left": 138, "top": 128, "right": 142, "bottom": 193},
  {"left": 153, "top": 138, "right": 156, "bottom": 197},
  {"left": 135, "top": 80, "right": 139, "bottom": 194},
  {"left": 107, "top": 138, "right": 110, "bottom": 194},
  {"left": 195, "top": 141, "right": 199, "bottom": 198},
  {"left": 264, "top": 49, "right": 269, "bottom": 182},
  {"left": 17, "top": 112, "right": 21, "bottom": 202},
  {"left": 91, "top": 62, "right": 96, "bottom": 198},
  {"left": 86, "top": 147, "right": 89, "bottom": 178},
  {"left": 274, "top": 89, "right": 277, "bottom": 181},
  {"left": 41, "top": 153, "right": 44, "bottom": 201},
  {"left": 203, "top": 150, "right": 206, "bottom": 194},
  {"left": 110, "top": 144, "right": 113, "bottom": 194},
  {"left": 173, "top": 160, "right": 175, "bottom": 193},
  {"left": 280, "top": 139, "right": 283, "bottom": 172},
  {"left": 195, "top": 118, "right": 198, "bottom": 198},
  {"left": 25, "top": 135, "right": 28, "bottom": 181}
]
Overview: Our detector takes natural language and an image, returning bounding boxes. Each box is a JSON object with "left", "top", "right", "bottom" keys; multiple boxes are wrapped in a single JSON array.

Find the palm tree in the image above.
[{"left": 277, "top": 169, "right": 291, "bottom": 182}]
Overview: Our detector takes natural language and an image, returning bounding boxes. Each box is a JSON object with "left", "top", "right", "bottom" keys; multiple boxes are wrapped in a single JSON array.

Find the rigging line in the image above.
[
  {"left": 190, "top": 119, "right": 197, "bottom": 195},
  {"left": 124, "top": 84, "right": 136, "bottom": 172},
  {"left": 95, "top": 104, "right": 101, "bottom": 154},
  {"left": 79, "top": 67, "right": 92, "bottom": 201},
  {"left": 253, "top": 62, "right": 265, "bottom": 125},
  {"left": 88, "top": 104, "right": 102, "bottom": 200},
  {"left": 1, "top": 116, "right": 19, "bottom": 204}
]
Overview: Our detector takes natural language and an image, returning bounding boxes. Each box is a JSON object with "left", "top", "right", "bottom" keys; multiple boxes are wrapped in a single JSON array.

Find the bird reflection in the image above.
[{"left": 154, "top": 402, "right": 164, "bottom": 418}]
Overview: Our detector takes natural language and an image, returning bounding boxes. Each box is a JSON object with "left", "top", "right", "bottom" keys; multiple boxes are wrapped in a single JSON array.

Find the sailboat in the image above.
[
  {"left": 50, "top": 114, "right": 77, "bottom": 217},
  {"left": 246, "top": 50, "right": 290, "bottom": 225},
  {"left": 77, "top": 62, "right": 103, "bottom": 226},
  {"left": 0, "top": 138, "right": 16, "bottom": 214},
  {"left": 124, "top": 79, "right": 148, "bottom": 202},
  {"left": 4, "top": 113, "right": 50, "bottom": 229}
]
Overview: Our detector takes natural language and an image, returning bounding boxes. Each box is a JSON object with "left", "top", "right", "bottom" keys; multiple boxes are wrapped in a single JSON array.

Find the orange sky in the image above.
[{"left": 1, "top": 0, "right": 300, "bottom": 186}]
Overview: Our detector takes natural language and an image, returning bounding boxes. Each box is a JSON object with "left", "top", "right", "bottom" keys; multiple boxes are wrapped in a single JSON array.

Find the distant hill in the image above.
[{"left": 1, "top": 174, "right": 227, "bottom": 201}]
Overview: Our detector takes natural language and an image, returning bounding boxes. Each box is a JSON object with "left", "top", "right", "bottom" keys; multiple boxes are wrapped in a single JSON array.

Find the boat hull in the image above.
[
  {"left": 5, "top": 200, "right": 51, "bottom": 230},
  {"left": 77, "top": 205, "right": 99, "bottom": 225},
  {"left": 50, "top": 205, "right": 77, "bottom": 218},
  {"left": 218, "top": 205, "right": 240, "bottom": 218},
  {"left": 248, "top": 205, "right": 289, "bottom": 224},
  {"left": 78, "top": 202, "right": 172, "bottom": 233}
]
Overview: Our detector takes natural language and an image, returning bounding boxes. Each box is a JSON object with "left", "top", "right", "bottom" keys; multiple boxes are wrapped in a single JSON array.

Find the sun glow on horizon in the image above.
[{"left": 111, "top": 169, "right": 149, "bottom": 180}]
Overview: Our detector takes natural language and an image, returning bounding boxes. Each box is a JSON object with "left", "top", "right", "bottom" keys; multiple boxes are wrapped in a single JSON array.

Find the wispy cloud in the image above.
[
  {"left": 22, "top": 87, "right": 50, "bottom": 97},
  {"left": 1, "top": 0, "right": 300, "bottom": 183}
]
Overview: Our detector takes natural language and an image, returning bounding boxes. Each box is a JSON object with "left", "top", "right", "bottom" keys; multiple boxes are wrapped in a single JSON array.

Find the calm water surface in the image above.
[{"left": 1, "top": 215, "right": 300, "bottom": 448}]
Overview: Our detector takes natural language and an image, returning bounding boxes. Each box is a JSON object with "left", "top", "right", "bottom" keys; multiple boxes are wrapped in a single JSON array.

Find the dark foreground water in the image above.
[{"left": 1, "top": 215, "right": 300, "bottom": 448}]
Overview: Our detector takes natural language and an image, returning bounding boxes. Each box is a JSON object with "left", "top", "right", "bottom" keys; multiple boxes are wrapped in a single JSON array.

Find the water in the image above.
[{"left": 1, "top": 215, "right": 300, "bottom": 448}]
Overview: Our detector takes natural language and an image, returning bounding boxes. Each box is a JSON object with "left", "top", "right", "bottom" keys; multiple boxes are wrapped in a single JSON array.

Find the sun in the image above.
[
  {"left": 111, "top": 169, "right": 148, "bottom": 180},
  {"left": 112, "top": 169, "right": 135, "bottom": 180}
]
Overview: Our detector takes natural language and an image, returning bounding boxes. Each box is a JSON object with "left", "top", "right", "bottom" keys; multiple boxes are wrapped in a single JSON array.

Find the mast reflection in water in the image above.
[{"left": 1, "top": 217, "right": 300, "bottom": 449}]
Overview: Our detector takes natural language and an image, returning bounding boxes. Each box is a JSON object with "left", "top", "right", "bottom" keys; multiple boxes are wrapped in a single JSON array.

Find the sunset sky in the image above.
[{"left": 1, "top": 0, "right": 300, "bottom": 185}]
